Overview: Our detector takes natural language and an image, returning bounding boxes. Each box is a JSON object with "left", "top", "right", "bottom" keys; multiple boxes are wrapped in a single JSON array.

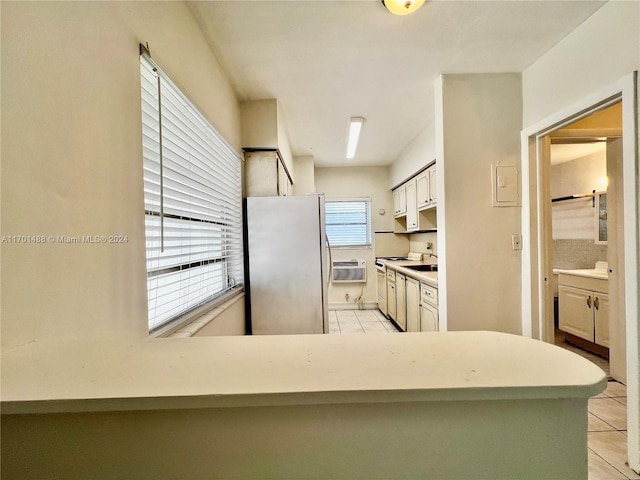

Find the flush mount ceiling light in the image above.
[
  {"left": 381, "top": 0, "right": 425, "bottom": 16},
  {"left": 346, "top": 117, "right": 364, "bottom": 159}
]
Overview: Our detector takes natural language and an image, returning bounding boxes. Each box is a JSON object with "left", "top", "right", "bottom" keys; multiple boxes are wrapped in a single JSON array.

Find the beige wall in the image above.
[
  {"left": 437, "top": 73, "right": 523, "bottom": 334},
  {"left": 389, "top": 120, "right": 436, "bottom": 188},
  {"left": 315, "top": 166, "right": 393, "bottom": 307},
  {"left": 292, "top": 155, "right": 316, "bottom": 195},
  {"left": 1, "top": 1, "right": 243, "bottom": 349},
  {"left": 522, "top": 1, "right": 640, "bottom": 127}
]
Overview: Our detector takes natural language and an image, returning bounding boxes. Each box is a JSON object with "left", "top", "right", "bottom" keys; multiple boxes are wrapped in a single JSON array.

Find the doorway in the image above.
[
  {"left": 547, "top": 103, "right": 622, "bottom": 379},
  {"left": 521, "top": 74, "right": 639, "bottom": 473}
]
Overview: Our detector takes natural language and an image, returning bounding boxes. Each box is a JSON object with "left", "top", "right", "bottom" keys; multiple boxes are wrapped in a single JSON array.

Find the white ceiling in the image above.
[
  {"left": 188, "top": 0, "right": 606, "bottom": 168},
  {"left": 550, "top": 142, "right": 607, "bottom": 165}
]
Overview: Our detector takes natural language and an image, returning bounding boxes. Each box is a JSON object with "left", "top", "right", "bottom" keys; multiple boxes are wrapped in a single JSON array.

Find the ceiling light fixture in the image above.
[
  {"left": 381, "top": 0, "right": 425, "bottom": 16},
  {"left": 346, "top": 117, "right": 364, "bottom": 159}
]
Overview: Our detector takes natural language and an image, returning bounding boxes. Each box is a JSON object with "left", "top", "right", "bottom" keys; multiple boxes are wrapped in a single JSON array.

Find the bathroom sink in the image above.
[{"left": 405, "top": 264, "right": 438, "bottom": 272}]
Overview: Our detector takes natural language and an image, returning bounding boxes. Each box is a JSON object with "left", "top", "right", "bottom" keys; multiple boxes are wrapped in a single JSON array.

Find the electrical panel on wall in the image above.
[{"left": 491, "top": 162, "right": 520, "bottom": 207}]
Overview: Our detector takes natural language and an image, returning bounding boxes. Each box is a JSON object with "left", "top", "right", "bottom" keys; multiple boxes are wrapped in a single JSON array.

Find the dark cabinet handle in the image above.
[
  {"left": 594, "top": 297, "right": 599, "bottom": 310},
  {"left": 587, "top": 296, "right": 592, "bottom": 308}
]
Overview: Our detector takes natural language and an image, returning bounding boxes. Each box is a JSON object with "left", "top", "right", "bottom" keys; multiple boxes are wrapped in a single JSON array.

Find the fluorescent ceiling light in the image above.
[{"left": 346, "top": 117, "right": 364, "bottom": 159}]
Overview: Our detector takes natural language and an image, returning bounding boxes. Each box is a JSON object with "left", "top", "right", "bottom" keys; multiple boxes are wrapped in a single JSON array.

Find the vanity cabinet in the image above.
[{"left": 558, "top": 274, "right": 608, "bottom": 347}]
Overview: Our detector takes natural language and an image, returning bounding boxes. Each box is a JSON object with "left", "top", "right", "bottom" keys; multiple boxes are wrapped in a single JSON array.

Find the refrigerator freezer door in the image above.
[{"left": 246, "top": 195, "right": 327, "bottom": 334}]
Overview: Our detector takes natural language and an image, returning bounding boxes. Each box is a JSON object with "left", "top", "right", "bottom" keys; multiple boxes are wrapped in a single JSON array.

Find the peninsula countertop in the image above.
[{"left": 1, "top": 331, "right": 606, "bottom": 415}]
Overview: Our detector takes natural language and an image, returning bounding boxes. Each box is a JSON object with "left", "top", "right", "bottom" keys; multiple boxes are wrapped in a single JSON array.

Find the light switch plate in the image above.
[{"left": 512, "top": 234, "right": 522, "bottom": 250}]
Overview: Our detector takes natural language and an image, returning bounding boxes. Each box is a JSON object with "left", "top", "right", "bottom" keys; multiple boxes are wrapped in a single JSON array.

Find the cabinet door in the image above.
[
  {"left": 558, "top": 285, "right": 594, "bottom": 341},
  {"left": 406, "top": 278, "right": 420, "bottom": 332},
  {"left": 594, "top": 293, "right": 609, "bottom": 347},
  {"left": 420, "top": 304, "right": 438, "bottom": 332},
  {"left": 399, "top": 185, "right": 407, "bottom": 215},
  {"left": 387, "top": 282, "right": 396, "bottom": 321},
  {"left": 396, "top": 273, "right": 406, "bottom": 331},
  {"left": 377, "top": 271, "right": 387, "bottom": 317},
  {"left": 428, "top": 165, "right": 437, "bottom": 205},
  {"left": 416, "top": 171, "right": 430, "bottom": 209},
  {"left": 406, "top": 179, "right": 418, "bottom": 231},
  {"left": 392, "top": 190, "right": 399, "bottom": 215}
]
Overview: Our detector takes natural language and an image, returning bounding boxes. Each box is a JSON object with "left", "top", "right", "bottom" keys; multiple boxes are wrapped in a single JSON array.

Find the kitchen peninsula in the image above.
[{"left": 2, "top": 331, "right": 605, "bottom": 479}]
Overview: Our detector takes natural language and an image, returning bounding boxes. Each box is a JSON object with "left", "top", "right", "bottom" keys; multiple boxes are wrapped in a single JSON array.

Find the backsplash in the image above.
[{"left": 553, "top": 239, "right": 607, "bottom": 269}]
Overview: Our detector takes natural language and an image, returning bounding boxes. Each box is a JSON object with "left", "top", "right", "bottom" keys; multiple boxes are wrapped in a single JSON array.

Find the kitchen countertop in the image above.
[
  {"left": 381, "top": 259, "right": 438, "bottom": 287},
  {"left": 1, "top": 331, "right": 605, "bottom": 415},
  {"left": 553, "top": 268, "right": 609, "bottom": 280}
]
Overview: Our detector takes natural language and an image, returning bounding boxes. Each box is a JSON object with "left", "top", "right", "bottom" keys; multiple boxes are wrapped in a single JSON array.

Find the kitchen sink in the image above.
[{"left": 405, "top": 264, "right": 438, "bottom": 272}]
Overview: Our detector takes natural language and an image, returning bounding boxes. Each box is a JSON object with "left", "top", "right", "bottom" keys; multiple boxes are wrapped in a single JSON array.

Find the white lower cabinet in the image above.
[
  {"left": 396, "top": 273, "right": 407, "bottom": 331},
  {"left": 406, "top": 277, "right": 420, "bottom": 332},
  {"left": 387, "top": 270, "right": 396, "bottom": 321},
  {"left": 420, "top": 283, "right": 438, "bottom": 332},
  {"left": 386, "top": 267, "right": 438, "bottom": 332},
  {"left": 558, "top": 274, "right": 608, "bottom": 347},
  {"left": 377, "top": 270, "right": 387, "bottom": 317}
]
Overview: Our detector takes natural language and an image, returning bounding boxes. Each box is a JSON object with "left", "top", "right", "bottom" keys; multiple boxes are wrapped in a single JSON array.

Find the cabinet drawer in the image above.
[
  {"left": 387, "top": 270, "right": 396, "bottom": 282},
  {"left": 557, "top": 274, "right": 608, "bottom": 293},
  {"left": 421, "top": 283, "right": 438, "bottom": 306}
]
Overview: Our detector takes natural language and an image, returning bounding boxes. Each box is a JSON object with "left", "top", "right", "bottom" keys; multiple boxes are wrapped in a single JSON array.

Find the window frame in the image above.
[
  {"left": 140, "top": 48, "right": 244, "bottom": 334},
  {"left": 324, "top": 198, "right": 373, "bottom": 249}
]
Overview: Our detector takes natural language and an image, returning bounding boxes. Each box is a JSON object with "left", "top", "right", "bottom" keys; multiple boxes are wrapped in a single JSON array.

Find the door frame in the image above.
[{"left": 520, "top": 72, "right": 639, "bottom": 472}]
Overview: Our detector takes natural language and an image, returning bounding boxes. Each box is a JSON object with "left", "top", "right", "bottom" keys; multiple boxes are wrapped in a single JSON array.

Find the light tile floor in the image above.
[
  {"left": 329, "top": 310, "right": 637, "bottom": 479},
  {"left": 589, "top": 381, "right": 637, "bottom": 480},
  {"left": 328, "top": 309, "right": 399, "bottom": 334}
]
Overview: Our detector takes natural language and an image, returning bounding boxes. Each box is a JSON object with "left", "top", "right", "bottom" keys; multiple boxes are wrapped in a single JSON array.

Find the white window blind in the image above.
[
  {"left": 140, "top": 53, "right": 244, "bottom": 332},
  {"left": 325, "top": 199, "right": 372, "bottom": 248}
]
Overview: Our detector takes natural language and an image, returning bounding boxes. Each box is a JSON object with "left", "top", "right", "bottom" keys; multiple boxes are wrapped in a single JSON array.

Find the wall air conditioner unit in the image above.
[{"left": 331, "top": 260, "right": 366, "bottom": 283}]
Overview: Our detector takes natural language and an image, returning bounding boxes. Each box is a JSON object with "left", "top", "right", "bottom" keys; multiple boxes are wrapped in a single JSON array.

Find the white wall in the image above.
[
  {"left": 389, "top": 120, "right": 436, "bottom": 188},
  {"left": 1, "top": 1, "right": 242, "bottom": 349},
  {"left": 522, "top": 1, "right": 640, "bottom": 127},
  {"left": 437, "top": 73, "right": 523, "bottom": 334},
  {"left": 315, "top": 166, "right": 393, "bottom": 307},
  {"left": 292, "top": 155, "right": 316, "bottom": 195},
  {"left": 522, "top": 3, "right": 640, "bottom": 470}
]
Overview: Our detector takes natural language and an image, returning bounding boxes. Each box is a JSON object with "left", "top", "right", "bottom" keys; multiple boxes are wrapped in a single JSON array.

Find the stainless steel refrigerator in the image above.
[{"left": 244, "top": 194, "right": 328, "bottom": 334}]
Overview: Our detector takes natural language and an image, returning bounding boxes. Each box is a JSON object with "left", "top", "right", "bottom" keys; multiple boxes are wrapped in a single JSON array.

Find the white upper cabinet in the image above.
[
  {"left": 416, "top": 164, "right": 437, "bottom": 210},
  {"left": 392, "top": 162, "right": 437, "bottom": 233},
  {"left": 428, "top": 165, "right": 437, "bottom": 205},
  {"left": 406, "top": 178, "right": 418, "bottom": 232},
  {"left": 393, "top": 184, "right": 407, "bottom": 217}
]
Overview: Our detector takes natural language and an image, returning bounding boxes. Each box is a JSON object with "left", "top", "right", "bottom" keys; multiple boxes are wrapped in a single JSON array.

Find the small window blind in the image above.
[
  {"left": 325, "top": 199, "right": 372, "bottom": 248},
  {"left": 140, "top": 53, "right": 244, "bottom": 332}
]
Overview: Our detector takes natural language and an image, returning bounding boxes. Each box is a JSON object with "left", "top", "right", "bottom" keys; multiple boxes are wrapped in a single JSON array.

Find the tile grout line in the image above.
[{"left": 588, "top": 447, "right": 634, "bottom": 480}]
